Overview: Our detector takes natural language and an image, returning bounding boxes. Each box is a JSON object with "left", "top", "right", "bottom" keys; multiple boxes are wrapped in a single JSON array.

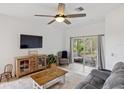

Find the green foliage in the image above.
[
  {"left": 77, "top": 39, "right": 84, "bottom": 54},
  {"left": 73, "top": 37, "right": 97, "bottom": 56},
  {"left": 73, "top": 39, "right": 84, "bottom": 56},
  {"left": 48, "top": 54, "right": 56, "bottom": 65}
]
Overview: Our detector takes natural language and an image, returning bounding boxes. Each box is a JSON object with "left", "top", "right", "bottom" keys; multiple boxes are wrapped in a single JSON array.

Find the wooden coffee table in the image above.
[{"left": 31, "top": 67, "right": 68, "bottom": 89}]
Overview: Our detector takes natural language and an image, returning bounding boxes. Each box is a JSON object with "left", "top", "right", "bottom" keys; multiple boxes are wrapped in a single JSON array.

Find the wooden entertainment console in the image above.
[{"left": 15, "top": 54, "right": 48, "bottom": 78}]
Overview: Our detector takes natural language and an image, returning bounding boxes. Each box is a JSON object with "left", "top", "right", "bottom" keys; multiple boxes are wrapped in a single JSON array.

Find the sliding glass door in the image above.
[
  {"left": 84, "top": 37, "right": 97, "bottom": 67},
  {"left": 71, "top": 36, "right": 98, "bottom": 69}
]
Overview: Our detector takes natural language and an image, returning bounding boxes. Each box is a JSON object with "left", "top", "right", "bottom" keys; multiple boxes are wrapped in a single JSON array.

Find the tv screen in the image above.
[{"left": 20, "top": 34, "right": 42, "bottom": 49}]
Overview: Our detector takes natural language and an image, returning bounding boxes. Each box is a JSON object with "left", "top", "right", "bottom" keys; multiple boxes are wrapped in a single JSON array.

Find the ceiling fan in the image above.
[{"left": 35, "top": 3, "right": 86, "bottom": 25}]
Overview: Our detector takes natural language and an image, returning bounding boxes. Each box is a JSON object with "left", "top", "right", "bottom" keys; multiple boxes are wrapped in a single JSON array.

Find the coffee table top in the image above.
[{"left": 31, "top": 67, "right": 68, "bottom": 86}]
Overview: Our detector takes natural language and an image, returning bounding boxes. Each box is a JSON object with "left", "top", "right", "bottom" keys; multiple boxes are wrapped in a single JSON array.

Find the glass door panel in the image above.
[
  {"left": 84, "top": 37, "right": 97, "bottom": 68},
  {"left": 71, "top": 36, "right": 98, "bottom": 72},
  {"left": 73, "top": 38, "right": 84, "bottom": 64}
]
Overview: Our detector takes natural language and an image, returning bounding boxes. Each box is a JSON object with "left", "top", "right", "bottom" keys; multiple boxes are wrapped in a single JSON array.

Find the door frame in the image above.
[{"left": 70, "top": 34, "right": 104, "bottom": 68}]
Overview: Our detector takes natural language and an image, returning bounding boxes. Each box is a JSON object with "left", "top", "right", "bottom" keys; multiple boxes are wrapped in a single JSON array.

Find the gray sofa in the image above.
[{"left": 75, "top": 62, "right": 124, "bottom": 89}]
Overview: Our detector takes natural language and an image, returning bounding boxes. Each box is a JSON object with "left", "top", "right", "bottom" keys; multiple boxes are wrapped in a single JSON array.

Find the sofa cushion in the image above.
[
  {"left": 112, "top": 85, "right": 124, "bottom": 89},
  {"left": 75, "top": 81, "right": 89, "bottom": 89},
  {"left": 103, "top": 62, "right": 124, "bottom": 89},
  {"left": 103, "top": 69, "right": 124, "bottom": 89},
  {"left": 75, "top": 69, "right": 110, "bottom": 89},
  {"left": 112, "top": 62, "right": 124, "bottom": 73},
  {"left": 89, "top": 75, "right": 105, "bottom": 89},
  {"left": 83, "top": 84, "right": 97, "bottom": 89},
  {"left": 91, "top": 69, "right": 111, "bottom": 81}
]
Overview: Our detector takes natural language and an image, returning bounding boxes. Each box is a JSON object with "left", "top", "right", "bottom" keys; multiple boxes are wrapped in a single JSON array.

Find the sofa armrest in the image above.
[
  {"left": 91, "top": 69, "right": 111, "bottom": 81},
  {"left": 100, "top": 69, "right": 111, "bottom": 72}
]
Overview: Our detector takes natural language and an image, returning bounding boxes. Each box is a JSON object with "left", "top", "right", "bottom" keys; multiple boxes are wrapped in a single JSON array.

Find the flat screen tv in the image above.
[{"left": 20, "top": 34, "right": 42, "bottom": 49}]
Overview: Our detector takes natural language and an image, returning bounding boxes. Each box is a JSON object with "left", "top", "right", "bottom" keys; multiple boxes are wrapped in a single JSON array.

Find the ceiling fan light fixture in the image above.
[
  {"left": 55, "top": 16, "right": 65, "bottom": 22},
  {"left": 35, "top": 3, "right": 86, "bottom": 25}
]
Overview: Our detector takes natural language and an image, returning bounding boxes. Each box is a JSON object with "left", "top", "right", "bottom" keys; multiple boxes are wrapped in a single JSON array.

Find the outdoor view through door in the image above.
[{"left": 71, "top": 36, "right": 98, "bottom": 69}]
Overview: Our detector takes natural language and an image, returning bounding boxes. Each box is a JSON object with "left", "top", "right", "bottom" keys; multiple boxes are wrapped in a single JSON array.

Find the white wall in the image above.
[
  {"left": 1, "top": 5, "right": 123, "bottom": 74},
  {"left": 105, "top": 6, "right": 124, "bottom": 70},
  {"left": 0, "top": 14, "right": 65, "bottom": 73},
  {"left": 65, "top": 22, "right": 105, "bottom": 51}
]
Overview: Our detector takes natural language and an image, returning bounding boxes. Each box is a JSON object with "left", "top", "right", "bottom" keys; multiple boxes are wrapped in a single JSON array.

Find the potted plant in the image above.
[{"left": 48, "top": 54, "right": 57, "bottom": 68}]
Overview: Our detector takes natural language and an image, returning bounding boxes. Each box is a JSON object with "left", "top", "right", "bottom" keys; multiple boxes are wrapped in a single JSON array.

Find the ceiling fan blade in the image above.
[
  {"left": 58, "top": 3, "right": 65, "bottom": 15},
  {"left": 35, "top": 15, "right": 55, "bottom": 17},
  {"left": 48, "top": 19, "right": 56, "bottom": 24},
  {"left": 65, "top": 13, "right": 86, "bottom": 18},
  {"left": 64, "top": 19, "right": 71, "bottom": 25}
]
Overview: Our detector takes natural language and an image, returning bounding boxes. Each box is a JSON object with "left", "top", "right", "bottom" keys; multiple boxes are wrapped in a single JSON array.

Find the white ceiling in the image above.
[{"left": 0, "top": 3, "right": 122, "bottom": 26}]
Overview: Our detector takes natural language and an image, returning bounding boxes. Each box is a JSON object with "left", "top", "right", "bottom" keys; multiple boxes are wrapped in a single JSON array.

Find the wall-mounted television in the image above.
[{"left": 20, "top": 34, "right": 43, "bottom": 49}]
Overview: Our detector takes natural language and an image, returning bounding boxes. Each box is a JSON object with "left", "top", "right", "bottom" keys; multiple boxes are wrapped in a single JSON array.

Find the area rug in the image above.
[{"left": 0, "top": 72, "right": 85, "bottom": 89}]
